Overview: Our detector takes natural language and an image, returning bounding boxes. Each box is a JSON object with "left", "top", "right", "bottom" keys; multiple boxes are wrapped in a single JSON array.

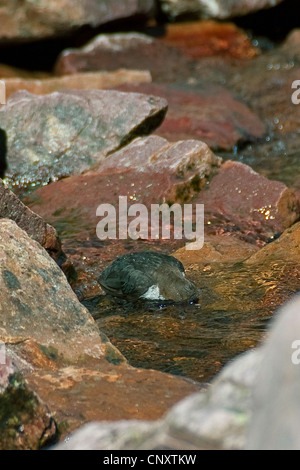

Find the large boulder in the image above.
[{"left": 0, "top": 90, "right": 167, "bottom": 190}]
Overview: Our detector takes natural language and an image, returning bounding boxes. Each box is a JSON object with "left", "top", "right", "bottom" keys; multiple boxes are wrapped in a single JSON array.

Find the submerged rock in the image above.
[
  {"left": 0, "top": 89, "right": 167, "bottom": 190},
  {"left": 99, "top": 251, "right": 199, "bottom": 302}
]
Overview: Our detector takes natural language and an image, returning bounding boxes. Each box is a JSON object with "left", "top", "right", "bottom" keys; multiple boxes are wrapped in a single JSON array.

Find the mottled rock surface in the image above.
[
  {"left": 159, "top": 0, "right": 285, "bottom": 20},
  {"left": 0, "top": 0, "right": 155, "bottom": 41},
  {"left": 0, "top": 219, "right": 105, "bottom": 362},
  {"left": 196, "top": 160, "right": 300, "bottom": 245},
  {"left": 161, "top": 20, "right": 258, "bottom": 59},
  {"left": 116, "top": 82, "right": 266, "bottom": 151},
  {"left": 54, "top": 32, "right": 191, "bottom": 82},
  {"left": 0, "top": 90, "right": 167, "bottom": 189},
  {"left": 0, "top": 179, "right": 63, "bottom": 264}
]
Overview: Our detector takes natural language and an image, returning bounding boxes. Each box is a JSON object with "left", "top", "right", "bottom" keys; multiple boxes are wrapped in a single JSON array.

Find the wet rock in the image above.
[
  {"left": 0, "top": 179, "right": 63, "bottom": 264},
  {"left": 161, "top": 20, "right": 258, "bottom": 60},
  {"left": 3, "top": 70, "right": 152, "bottom": 100},
  {"left": 0, "top": 89, "right": 167, "bottom": 190},
  {"left": 116, "top": 82, "right": 266, "bottom": 151},
  {"left": 174, "top": 234, "right": 259, "bottom": 265},
  {"left": 196, "top": 160, "right": 300, "bottom": 245},
  {"left": 159, "top": 0, "right": 285, "bottom": 20},
  {"left": 0, "top": 355, "right": 57, "bottom": 450},
  {"left": 0, "top": 0, "right": 155, "bottom": 42},
  {"left": 54, "top": 32, "right": 191, "bottom": 82},
  {"left": 245, "top": 221, "right": 300, "bottom": 265}
]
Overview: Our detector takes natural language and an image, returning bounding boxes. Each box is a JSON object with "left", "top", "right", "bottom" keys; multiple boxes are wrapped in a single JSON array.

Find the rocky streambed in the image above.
[{"left": 0, "top": 0, "right": 300, "bottom": 450}]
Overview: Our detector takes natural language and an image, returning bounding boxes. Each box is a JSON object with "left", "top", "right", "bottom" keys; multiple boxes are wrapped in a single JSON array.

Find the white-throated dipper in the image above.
[{"left": 98, "top": 251, "right": 199, "bottom": 302}]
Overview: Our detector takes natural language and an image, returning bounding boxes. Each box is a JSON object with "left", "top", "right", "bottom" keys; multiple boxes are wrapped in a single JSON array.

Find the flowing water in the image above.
[{"left": 83, "top": 256, "right": 300, "bottom": 383}]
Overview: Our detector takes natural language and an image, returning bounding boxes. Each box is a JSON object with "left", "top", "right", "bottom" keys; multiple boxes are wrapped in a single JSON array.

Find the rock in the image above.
[
  {"left": 247, "top": 293, "right": 300, "bottom": 450},
  {"left": 0, "top": 354, "right": 58, "bottom": 450},
  {"left": 0, "top": 219, "right": 105, "bottom": 362},
  {"left": 115, "top": 82, "right": 266, "bottom": 151},
  {"left": 159, "top": 0, "right": 285, "bottom": 20},
  {"left": 161, "top": 20, "right": 258, "bottom": 60},
  {"left": 53, "top": 349, "right": 261, "bottom": 450},
  {"left": 245, "top": 221, "right": 300, "bottom": 264},
  {"left": 0, "top": 179, "right": 64, "bottom": 265},
  {"left": 0, "top": 0, "right": 155, "bottom": 42},
  {"left": 3, "top": 70, "right": 152, "bottom": 100},
  {"left": 196, "top": 160, "right": 300, "bottom": 245},
  {"left": 0, "top": 89, "right": 167, "bottom": 190},
  {"left": 54, "top": 32, "right": 191, "bottom": 82},
  {"left": 174, "top": 234, "right": 259, "bottom": 265},
  {"left": 0, "top": 64, "right": 49, "bottom": 79}
]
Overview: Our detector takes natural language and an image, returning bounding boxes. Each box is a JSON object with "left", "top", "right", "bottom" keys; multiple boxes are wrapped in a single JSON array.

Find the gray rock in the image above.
[
  {"left": 0, "top": 89, "right": 167, "bottom": 190},
  {"left": 247, "top": 293, "right": 300, "bottom": 450}
]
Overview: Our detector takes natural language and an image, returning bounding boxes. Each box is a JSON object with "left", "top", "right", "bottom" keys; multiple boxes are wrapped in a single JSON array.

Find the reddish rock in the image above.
[
  {"left": 115, "top": 82, "right": 266, "bottom": 151},
  {"left": 245, "top": 221, "right": 300, "bottom": 265},
  {"left": 0, "top": 89, "right": 167, "bottom": 190},
  {"left": 54, "top": 32, "right": 192, "bottom": 82},
  {"left": 0, "top": 179, "right": 63, "bottom": 264},
  {"left": 161, "top": 20, "right": 258, "bottom": 60},
  {"left": 3, "top": 70, "right": 152, "bottom": 99},
  {"left": 197, "top": 160, "right": 300, "bottom": 245},
  {"left": 0, "top": 0, "right": 155, "bottom": 41}
]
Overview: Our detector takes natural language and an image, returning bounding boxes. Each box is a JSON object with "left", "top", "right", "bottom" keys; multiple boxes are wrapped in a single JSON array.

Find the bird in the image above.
[{"left": 98, "top": 251, "right": 199, "bottom": 303}]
